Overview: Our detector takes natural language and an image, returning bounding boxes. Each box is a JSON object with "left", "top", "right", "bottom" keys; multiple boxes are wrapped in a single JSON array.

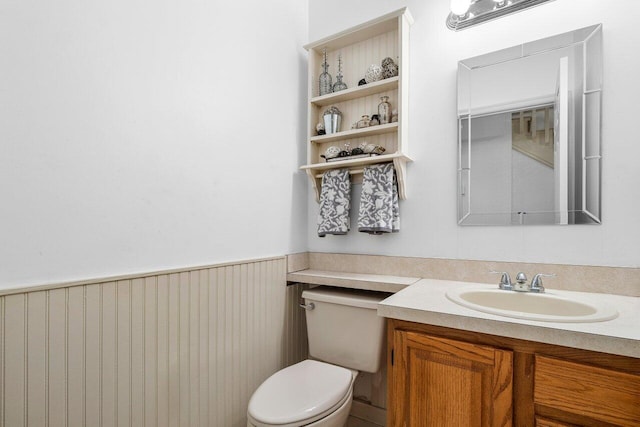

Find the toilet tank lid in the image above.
[
  {"left": 302, "top": 286, "right": 390, "bottom": 310},
  {"left": 248, "top": 360, "right": 353, "bottom": 424}
]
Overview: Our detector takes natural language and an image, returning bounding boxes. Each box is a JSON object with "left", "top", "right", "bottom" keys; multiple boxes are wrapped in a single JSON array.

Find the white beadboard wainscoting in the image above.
[{"left": 0, "top": 256, "right": 309, "bottom": 427}]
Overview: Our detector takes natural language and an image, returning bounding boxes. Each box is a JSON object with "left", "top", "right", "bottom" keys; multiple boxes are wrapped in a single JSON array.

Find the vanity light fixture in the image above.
[
  {"left": 450, "top": 0, "right": 472, "bottom": 17},
  {"left": 447, "top": 0, "right": 555, "bottom": 31}
]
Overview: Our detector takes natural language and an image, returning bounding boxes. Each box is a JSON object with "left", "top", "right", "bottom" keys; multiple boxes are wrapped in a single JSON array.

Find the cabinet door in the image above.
[{"left": 390, "top": 331, "right": 513, "bottom": 427}]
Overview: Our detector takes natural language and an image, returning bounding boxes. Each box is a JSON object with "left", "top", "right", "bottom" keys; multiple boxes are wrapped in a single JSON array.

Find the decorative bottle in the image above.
[
  {"left": 332, "top": 54, "right": 348, "bottom": 92},
  {"left": 378, "top": 96, "right": 391, "bottom": 124},
  {"left": 318, "top": 48, "right": 333, "bottom": 96}
]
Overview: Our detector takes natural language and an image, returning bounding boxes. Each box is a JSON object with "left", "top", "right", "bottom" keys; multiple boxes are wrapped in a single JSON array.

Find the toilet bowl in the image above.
[
  {"left": 247, "top": 287, "right": 389, "bottom": 427},
  {"left": 247, "top": 360, "right": 357, "bottom": 427}
]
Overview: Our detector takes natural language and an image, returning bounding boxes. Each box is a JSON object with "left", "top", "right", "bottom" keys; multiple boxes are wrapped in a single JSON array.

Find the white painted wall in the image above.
[
  {"left": 3, "top": 0, "right": 638, "bottom": 289},
  {"left": 308, "top": 0, "right": 640, "bottom": 268},
  {"left": 0, "top": 0, "right": 309, "bottom": 288}
]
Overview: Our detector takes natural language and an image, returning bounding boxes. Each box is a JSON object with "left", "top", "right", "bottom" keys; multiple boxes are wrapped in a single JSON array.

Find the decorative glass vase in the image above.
[
  {"left": 378, "top": 96, "right": 391, "bottom": 124},
  {"left": 333, "top": 74, "right": 347, "bottom": 92},
  {"left": 332, "top": 54, "right": 348, "bottom": 92},
  {"left": 319, "top": 48, "right": 333, "bottom": 96}
]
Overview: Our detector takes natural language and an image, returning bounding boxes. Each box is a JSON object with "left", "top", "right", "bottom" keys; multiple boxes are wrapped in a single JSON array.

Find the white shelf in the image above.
[
  {"left": 310, "top": 122, "right": 398, "bottom": 144},
  {"left": 300, "top": 152, "right": 411, "bottom": 173},
  {"left": 300, "top": 153, "right": 412, "bottom": 200},
  {"left": 303, "top": 8, "right": 413, "bottom": 202},
  {"left": 310, "top": 77, "right": 399, "bottom": 107}
]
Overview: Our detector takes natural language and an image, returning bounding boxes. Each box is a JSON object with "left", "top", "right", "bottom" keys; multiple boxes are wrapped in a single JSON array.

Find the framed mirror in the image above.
[{"left": 457, "top": 24, "right": 602, "bottom": 225}]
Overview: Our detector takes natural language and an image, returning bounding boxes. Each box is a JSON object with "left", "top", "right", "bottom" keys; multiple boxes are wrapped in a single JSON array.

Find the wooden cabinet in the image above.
[
  {"left": 389, "top": 330, "right": 513, "bottom": 427},
  {"left": 388, "top": 320, "right": 640, "bottom": 427},
  {"left": 534, "top": 355, "right": 640, "bottom": 427},
  {"left": 535, "top": 417, "right": 577, "bottom": 427},
  {"left": 302, "top": 8, "right": 413, "bottom": 202}
]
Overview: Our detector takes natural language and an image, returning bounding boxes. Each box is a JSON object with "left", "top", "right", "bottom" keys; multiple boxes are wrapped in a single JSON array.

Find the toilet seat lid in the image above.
[{"left": 248, "top": 359, "right": 353, "bottom": 425}]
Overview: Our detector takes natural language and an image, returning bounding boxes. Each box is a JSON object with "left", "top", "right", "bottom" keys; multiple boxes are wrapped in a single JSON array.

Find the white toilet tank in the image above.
[{"left": 302, "top": 287, "right": 390, "bottom": 373}]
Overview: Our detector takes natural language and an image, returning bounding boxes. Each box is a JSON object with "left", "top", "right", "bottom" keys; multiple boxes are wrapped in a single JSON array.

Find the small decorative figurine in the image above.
[
  {"left": 358, "top": 79, "right": 367, "bottom": 86},
  {"left": 363, "top": 143, "right": 376, "bottom": 154},
  {"left": 370, "top": 114, "right": 380, "bottom": 126},
  {"left": 381, "top": 57, "right": 395, "bottom": 68},
  {"left": 358, "top": 143, "right": 385, "bottom": 155},
  {"left": 338, "top": 142, "right": 350, "bottom": 158},
  {"left": 316, "top": 122, "right": 326, "bottom": 135},
  {"left": 381, "top": 57, "right": 399, "bottom": 79},
  {"left": 356, "top": 115, "right": 371, "bottom": 129},
  {"left": 364, "top": 64, "right": 382, "bottom": 83},
  {"left": 323, "top": 146, "right": 340, "bottom": 160}
]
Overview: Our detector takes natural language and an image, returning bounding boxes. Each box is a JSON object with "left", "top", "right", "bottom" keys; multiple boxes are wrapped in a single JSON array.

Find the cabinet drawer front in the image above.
[
  {"left": 534, "top": 355, "right": 640, "bottom": 427},
  {"left": 535, "top": 417, "right": 576, "bottom": 427}
]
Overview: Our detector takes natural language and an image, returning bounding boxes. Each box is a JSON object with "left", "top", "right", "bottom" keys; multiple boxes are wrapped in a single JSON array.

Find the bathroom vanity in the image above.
[
  {"left": 379, "top": 280, "right": 640, "bottom": 427},
  {"left": 387, "top": 320, "right": 639, "bottom": 426}
]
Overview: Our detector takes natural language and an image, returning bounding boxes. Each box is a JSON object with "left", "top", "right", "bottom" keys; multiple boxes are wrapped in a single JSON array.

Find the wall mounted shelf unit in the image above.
[{"left": 302, "top": 8, "right": 413, "bottom": 202}]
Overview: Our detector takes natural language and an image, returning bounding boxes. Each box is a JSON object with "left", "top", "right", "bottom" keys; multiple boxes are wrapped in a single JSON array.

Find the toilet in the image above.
[{"left": 247, "top": 286, "right": 388, "bottom": 427}]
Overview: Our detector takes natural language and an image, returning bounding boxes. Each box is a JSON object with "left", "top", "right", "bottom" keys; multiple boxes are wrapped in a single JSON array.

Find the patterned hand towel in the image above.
[
  {"left": 357, "top": 163, "right": 399, "bottom": 234},
  {"left": 317, "top": 169, "right": 351, "bottom": 237}
]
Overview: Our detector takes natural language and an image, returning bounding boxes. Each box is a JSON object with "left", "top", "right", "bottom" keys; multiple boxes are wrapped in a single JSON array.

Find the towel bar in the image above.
[{"left": 314, "top": 169, "right": 364, "bottom": 179}]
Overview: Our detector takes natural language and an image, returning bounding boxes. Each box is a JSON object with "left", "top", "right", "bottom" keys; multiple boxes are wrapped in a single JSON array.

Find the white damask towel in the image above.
[
  {"left": 317, "top": 169, "right": 351, "bottom": 237},
  {"left": 357, "top": 163, "right": 399, "bottom": 234}
]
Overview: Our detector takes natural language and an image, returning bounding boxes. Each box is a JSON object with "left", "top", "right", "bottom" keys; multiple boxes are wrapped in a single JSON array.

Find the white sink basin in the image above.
[{"left": 446, "top": 287, "right": 619, "bottom": 323}]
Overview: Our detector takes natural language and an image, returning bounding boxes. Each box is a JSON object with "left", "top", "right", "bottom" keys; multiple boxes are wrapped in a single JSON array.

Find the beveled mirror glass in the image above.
[{"left": 457, "top": 24, "right": 602, "bottom": 225}]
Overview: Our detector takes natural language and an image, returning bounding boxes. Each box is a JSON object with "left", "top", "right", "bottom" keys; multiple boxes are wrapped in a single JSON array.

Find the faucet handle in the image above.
[
  {"left": 530, "top": 273, "right": 555, "bottom": 292},
  {"left": 490, "top": 271, "right": 513, "bottom": 290}
]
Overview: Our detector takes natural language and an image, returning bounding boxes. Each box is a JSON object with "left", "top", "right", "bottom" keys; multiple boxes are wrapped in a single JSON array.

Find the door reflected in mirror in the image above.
[
  {"left": 512, "top": 107, "right": 555, "bottom": 168},
  {"left": 457, "top": 25, "right": 602, "bottom": 225}
]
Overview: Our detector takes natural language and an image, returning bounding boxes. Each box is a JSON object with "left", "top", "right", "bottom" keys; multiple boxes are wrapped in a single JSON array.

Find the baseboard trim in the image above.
[{"left": 350, "top": 399, "right": 386, "bottom": 426}]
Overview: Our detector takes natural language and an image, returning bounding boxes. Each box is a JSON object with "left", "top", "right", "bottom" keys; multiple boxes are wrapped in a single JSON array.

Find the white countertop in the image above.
[
  {"left": 378, "top": 278, "right": 640, "bottom": 358},
  {"left": 287, "top": 269, "right": 420, "bottom": 293}
]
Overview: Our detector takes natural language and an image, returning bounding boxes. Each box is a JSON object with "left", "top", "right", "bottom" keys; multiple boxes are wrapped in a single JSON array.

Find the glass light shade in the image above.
[{"left": 450, "top": 0, "right": 471, "bottom": 16}]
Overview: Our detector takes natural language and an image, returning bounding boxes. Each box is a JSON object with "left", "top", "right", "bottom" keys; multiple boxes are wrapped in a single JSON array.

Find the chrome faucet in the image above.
[
  {"left": 514, "top": 272, "right": 528, "bottom": 292},
  {"left": 490, "top": 271, "right": 513, "bottom": 291},
  {"left": 529, "top": 273, "right": 555, "bottom": 293},
  {"left": 491, "top": 271, "right": 555, "bottom": 293}
]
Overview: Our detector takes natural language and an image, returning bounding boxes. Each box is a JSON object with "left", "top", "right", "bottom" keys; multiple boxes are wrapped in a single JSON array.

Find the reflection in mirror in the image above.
[{"left": 457, "top": 24, "right": 602, "bottom": 225}]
